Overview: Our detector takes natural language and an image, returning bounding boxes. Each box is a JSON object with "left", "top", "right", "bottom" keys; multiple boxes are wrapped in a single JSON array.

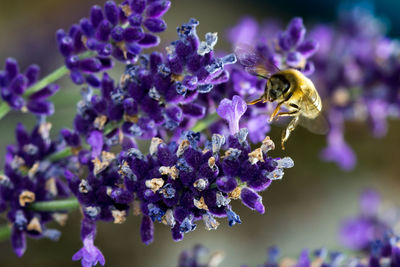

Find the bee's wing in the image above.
[
  {"left": 296, "top": 91, "right": 329, "bottom": 135},
  {"left": 298, "top": 112, "right": 329, "bottom": 135},
  {"left": 234, "top": 44, "right": 279, "bottom": 79}
]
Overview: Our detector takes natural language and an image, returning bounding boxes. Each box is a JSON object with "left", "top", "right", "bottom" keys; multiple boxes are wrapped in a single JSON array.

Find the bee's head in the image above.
[{"left": 266, "top": 75, "right": 290, "bottom": 101}]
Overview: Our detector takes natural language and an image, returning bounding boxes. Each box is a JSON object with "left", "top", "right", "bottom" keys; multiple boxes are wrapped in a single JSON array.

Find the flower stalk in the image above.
[{"left": 28, "top": 198, "right": 80, "bottom": 212}]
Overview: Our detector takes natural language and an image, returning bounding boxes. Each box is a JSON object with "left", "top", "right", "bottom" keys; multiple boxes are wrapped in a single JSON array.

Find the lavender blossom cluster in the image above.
[
  {"left": 178, "top": 190, "right": 400, "bottom": 267},
  {"left": 0, "top": 1, "right": 296, "bottom": 266}
]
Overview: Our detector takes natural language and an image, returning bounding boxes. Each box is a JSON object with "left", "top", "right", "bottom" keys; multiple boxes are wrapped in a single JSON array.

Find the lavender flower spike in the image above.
[{"left": 216, "top": 95, "right": 247, "bottom": 135}]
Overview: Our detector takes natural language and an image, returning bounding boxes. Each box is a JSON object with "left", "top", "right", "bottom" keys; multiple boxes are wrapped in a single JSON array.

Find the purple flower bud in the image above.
[
  {"left": 29, "top": 84, "right": 59, "bottom": 101},
  {"left": 126, "top": 43, "right": 142, "bottom": 55},
  {"left": 172, "top": 224, "right": 183, "bottom": 241},
  {"left": 5, "top": 58, "right": 19, "bottom": 81},
  {"left": 27, "top": 100, "right": 54, "bottom": 115},
  {"left": 9, "top": 74, "right": 27, "bottom": 95},
  {"left": 144, "top": 18, "right": 167, "bottom": 33},
  {"left": 16, "top": 123, "right": 29, "bottom": 147},
  {"left": 65, "top": 55, "right": 80, "bottom": 70},
  {"left": 104, "top": 1, "right": 119, "bottom": 25},
  {"left": 140, "top": 215, "right": 154, "bottom": 245},
  {"left": 70, "top": 70, "right": 85, "bottom": 85},
  {"left": 167, "top": 56, "right": 183, "bottom": 74},
  {"left": 24, "top": 64, "right": 40, "bottom": 86},
  {"left": 216, "top": 95, "right": 247, "bottom": 135},
  {"left": 85, "top": 74, "right": 101, "bottom": 88},
  {"left": 0, "top": 71, "right": 6, "bottom": 87},
  {"left": 175, "top": 40, "right": 193, "bottom": 59},
  {"left": 240, "top": 187, "right": 265, "bottom": 214},
  {"left": 287, "top": 17, "right": 306, "bottom": 47},
  {"left": 123, "top": 27, "right": 145, "bottom": 42},
  {"left": 286, "top": 51, "right": 302, "bottom": 68},
  {"left": 146, "top": 1, "right": 171, "bottom": 18},
  {"left": 111, "top": 26, "right": 124, "bottom": 42},
  {"left": 90, "top": 5, "right": 104, "bottom": 28},
  {"left": 278, "top": 32, "right": 291, "bottom": 51},
  {"left": 123, "top": 98, "right": 138, "bottom": 115},
  {"left": 79, "top": 58, "right": 102, "bottom": 73},
  {"left": 96, "top": 20, "right": 112, "bottom": 42},
  {"left": 297, "top": 39, "right": 319, "bottom": 57},
  {"left": 11, "top": 227, "right": 26, "bottom": 257},
  {"left": 216, "top": 176, "right": 237, "bottom": 193},
  {"left": 61, "top": 129, "right": 81, "bottom": 147},
  {"left": 130, "top": 0, "right": 146, "bottom": 14},
  {"left": 79, "top": 18, "right": 94, "bottom": 37},
  {"left": 138, "top": 33, "right": 160, "bottom": 48},
  {"left": 128, "top": 14, "right": 142, "bottom": 26},
  {"left": 55, "top": 29, "right": 66, "bottom": 43},
  {"left": 181, "top": 103, "right": 205, "bottom": 118}
]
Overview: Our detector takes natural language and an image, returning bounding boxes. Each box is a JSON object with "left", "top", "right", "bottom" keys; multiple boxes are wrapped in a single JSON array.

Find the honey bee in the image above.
[{"left": 235, "top": 45, "right": 328, "bottom": 150}]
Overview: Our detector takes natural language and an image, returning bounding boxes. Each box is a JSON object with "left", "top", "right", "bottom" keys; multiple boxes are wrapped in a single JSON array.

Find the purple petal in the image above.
[
  {"left": 87, "top": 130, "right": 103, "bottom": 158},
  {"left": 11, "top": 227, "right": 26, "bottom": 257},
  {"left": 216, "top": 95, "right": 247, "bottom": 135},
  {"left": 240, "top": 187, "right": 265, "bottom": 214},
  {"left": 140, "top": 215, "right": 154, "bottom": 245}
]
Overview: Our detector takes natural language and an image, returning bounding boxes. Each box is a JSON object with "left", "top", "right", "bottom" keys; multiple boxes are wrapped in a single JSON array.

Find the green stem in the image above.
[
  {"left": 191, "top": 112, "right": 220, "bottom": 132},
  {"left": 104, "top": 119, "right": 123, "bottom": 135},
  {"left": 29, "top": 198, "right": 80, "bottom": 212},
  {"left": 0, "top": 225, "right": 11, "bottom": 241},
  {"left": 47, "top": 147, "right": 73, "bottom": 162},
  {"left": 24, "top": 66, "right": 68, "bottom": 97},
  {"left": 0, "top": 102, "right": 11, "bottom": 120}
]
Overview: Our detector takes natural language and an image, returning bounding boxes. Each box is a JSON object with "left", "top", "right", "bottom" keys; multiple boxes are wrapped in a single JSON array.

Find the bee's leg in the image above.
[
  {"left": 269, "top": 101, "right": 284, "bottom": 122},
  {"left": 281, "top": 115, "right": 299, "bottom": 150},
  {"left": 247, "top": 97, "right": 263, "bottom": 105},
  {"left": 274, "top": 110, "right": 299, "bottom": 120}
]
